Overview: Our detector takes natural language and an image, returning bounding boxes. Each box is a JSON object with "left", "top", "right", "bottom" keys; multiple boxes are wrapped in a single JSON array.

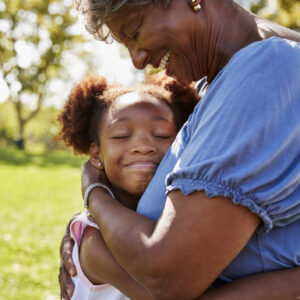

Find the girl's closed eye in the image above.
[
  {"left": 153, "top": 129, "right": 175, "bottom": 139},
  {"left": 155, "top": 135, "right": 173, "bottom": 139},
  {"left": 111, "top": 134, "right": 131, "bottom": 139}
]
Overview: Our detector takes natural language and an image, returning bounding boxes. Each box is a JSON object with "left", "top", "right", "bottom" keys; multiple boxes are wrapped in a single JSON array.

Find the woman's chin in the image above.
[{"left": 168, "top": 70, "right": 193, "bottom": 86}]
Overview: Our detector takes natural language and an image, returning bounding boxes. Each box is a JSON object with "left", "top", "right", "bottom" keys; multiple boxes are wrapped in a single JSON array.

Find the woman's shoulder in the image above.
[
  {"left": 229, "top": 37, "right": 300, "bottom": 72},
  {"left": 207, "top": 37, "right": 300, "bottom": 100}
]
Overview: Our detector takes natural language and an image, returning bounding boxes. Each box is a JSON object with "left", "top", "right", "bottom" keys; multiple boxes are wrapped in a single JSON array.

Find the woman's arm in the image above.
[
  {"left": 59, "top": 213, "right": 79, "bottom": 300},
  {"left": 199, "top": 268, "right": 300, "bottom": 300},
  {"left": 59, "top": 221, "right": 300, "bottom": 300},
  {"left": 83, "top": 159, "right": 260, "bottom": 298},
  {"left": 88, "top": 186, "right": 260, "bottom": 299}
]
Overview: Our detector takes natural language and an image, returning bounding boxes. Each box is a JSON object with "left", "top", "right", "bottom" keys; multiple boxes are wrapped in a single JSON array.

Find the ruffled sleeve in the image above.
[{"left": 166, "top": 38, "right": 300, "bottom": 232}]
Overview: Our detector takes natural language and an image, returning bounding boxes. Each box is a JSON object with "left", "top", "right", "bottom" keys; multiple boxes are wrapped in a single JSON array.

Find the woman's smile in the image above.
[{"left": 159, "top": 50, "right": 171, "bottom": 70}]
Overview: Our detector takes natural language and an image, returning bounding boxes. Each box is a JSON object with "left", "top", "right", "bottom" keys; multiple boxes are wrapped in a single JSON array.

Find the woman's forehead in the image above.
[{"left": 106, "top": 4, "right": 146, "bottom": 39}]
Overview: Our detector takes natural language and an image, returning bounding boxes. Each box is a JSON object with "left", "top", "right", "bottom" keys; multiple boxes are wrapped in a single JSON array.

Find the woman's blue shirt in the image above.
[{"left": 137, "top": 37, "right": 300, "bottom": 280}]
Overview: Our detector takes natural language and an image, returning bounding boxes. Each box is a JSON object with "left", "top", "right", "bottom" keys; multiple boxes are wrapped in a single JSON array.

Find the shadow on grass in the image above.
[{"left": 0, "top": 147, "right": 86, "bottom": 168}]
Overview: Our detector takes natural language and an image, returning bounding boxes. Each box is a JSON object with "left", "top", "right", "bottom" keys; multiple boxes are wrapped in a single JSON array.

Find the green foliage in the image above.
[
  {"left": 0, "top": 0, "right": 87, "bottom": 149},
  {"left": 250, "top": 0, "right": 300, "bottom": 31},
  {"left": 0, "top": 148, "right": 86, "bottom": 300},
  {"left": 0, "top": 101, "right": 65, "bottom": 151}
]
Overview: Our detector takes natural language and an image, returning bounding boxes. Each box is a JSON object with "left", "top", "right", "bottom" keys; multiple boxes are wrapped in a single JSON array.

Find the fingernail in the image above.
[
  {"left": 67, "top": 289, "right": 72, "bottom": 297},
  {"left": 70, "top": 270, "right": 75, "bottom": 277}
]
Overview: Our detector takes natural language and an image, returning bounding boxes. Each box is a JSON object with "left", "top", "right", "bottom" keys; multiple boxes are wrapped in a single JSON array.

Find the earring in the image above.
[
  {"left": 98, "top": 162, "right": 102, "bottom": 167},
  {"left": 189, "top": 0, "right": 201, "bottom": 11}
]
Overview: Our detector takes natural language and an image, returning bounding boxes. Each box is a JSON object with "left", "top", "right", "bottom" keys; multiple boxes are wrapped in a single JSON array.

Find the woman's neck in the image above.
[
  {"left": 199, "top": 0, "right": 300, "bottom": 83},
  {"left": 200, "top": 0, "right": 262, "bottom": 82}
]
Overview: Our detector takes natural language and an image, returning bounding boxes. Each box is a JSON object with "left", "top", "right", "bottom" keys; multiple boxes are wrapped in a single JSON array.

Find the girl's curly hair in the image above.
[{"left": 58, "top": 73, "right": 199, "bottom": 155}]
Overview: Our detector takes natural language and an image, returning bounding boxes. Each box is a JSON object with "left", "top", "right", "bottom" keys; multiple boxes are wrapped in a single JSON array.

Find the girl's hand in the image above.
[{"left": 58, "top": 214, "right": 79, "bottom": 300}]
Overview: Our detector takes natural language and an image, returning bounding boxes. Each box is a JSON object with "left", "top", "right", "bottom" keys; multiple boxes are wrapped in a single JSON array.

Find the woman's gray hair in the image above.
[{"left": 75, "top": 0, "right": 171, "bottom": 42}]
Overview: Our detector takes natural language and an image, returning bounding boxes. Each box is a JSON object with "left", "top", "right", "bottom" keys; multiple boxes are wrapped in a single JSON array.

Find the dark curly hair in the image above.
[{"left": 58, "top": 73, "right": 199, "bottom": 155}]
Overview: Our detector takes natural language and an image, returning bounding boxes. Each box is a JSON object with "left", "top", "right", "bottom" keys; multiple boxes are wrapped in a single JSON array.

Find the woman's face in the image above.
[
  {"left": 98, "top": 92, "right": 176, "bottom": 196},
  {"left": 107, "top": 0, "right": 203, "bottom": 85}
]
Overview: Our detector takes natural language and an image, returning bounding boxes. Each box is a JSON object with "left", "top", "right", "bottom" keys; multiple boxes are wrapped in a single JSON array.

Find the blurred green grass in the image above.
[{"left": 0, "top": 148, "right": 86, "bottom": 300}]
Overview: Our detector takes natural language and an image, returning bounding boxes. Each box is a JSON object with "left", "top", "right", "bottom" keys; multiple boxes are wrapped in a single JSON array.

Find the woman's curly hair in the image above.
[
  {"left": 75, "top": 0, "right": 171, "bottom": 41},
  {"left": 58, "top": 72, "right": 199, "bottom": 155}
]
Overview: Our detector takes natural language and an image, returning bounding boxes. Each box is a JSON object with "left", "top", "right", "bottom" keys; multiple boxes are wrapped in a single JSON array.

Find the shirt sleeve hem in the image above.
[{"left": 166, "top": 178, "right": 272, "bottom": 233}]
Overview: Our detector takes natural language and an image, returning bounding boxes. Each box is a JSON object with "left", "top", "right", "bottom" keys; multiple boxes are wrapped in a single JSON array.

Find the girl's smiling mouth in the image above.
[{"left": 124, "top": 161, "right": 158, "bottom": 170}]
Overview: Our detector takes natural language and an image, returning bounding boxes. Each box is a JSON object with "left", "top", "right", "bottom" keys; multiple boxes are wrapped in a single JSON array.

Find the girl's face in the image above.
[{"left": 98, "top": 92, "right": 177, "bottom": 196}]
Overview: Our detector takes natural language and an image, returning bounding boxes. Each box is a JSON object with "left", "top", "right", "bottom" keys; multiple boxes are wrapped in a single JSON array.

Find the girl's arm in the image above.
[{"left": 79, "top": 226, "right": 154, "bottom": 300}]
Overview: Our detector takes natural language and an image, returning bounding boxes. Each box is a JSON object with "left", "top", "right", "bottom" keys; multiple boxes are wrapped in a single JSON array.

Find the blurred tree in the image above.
[
  {"left": 0, "top": 0, "right": 86, "bottom": 149},
  {"left": 251, "top": 0, "right": 300, "bottom": 31}
]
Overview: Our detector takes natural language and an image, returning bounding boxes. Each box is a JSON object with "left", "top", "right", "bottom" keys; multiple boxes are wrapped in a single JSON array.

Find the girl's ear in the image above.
[{"left": 89, "top": 143, "right": 104, "bottom": 170}]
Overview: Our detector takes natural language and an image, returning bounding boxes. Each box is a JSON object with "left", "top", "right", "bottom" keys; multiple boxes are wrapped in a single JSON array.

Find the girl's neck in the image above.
[{"left": 109, "top": 184, "right": 140, "bottom": 211}]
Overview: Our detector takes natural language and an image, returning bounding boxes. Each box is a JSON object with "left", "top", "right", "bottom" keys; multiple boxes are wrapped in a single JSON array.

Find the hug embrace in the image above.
[{"left": 58, "top": 0, "right": 300, "bottom": 299}]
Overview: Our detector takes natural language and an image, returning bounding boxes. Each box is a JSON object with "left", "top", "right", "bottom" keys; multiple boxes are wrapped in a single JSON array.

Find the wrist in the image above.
[{"left": 83, "top": 183, "right": 115, "bottom": 208}]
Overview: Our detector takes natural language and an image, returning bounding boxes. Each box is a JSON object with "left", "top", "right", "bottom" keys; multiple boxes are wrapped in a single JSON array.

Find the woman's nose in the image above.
[{"left": 128, "top": 45, "right": 149, "bottom": 70}]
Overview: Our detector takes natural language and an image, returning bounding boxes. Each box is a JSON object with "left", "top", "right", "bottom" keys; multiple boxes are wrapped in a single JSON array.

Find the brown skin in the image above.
[
  {"left": 95, "top": 92, "right": 177, "bottom": 200},
  {"left": 59, "top": 0, "right": 300, "bottom": 299},
  {"left": 107, "top": 0, "right": 300, "bottom": 84},
  {"left": 86, "top": 184, "right": 260, "bottom": 299},
  {"left": 58, "top": 163, "right": 300, "bottom": 300}
]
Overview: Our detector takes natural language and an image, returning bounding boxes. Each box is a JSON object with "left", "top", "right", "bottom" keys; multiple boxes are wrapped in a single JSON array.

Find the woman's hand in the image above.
[
  {"left": 81, "top": 160, "right": 109, "bottom": 197},
  {"left": 58, "top": 214, "right": 79, "bottom": 300}
]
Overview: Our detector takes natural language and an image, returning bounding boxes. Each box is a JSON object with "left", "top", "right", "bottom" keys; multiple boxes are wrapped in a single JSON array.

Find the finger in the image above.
[
  {"left": 60, "top": 284, "right": 70, "bottom": 300},
  {"left": 59, "top": 272, "right": 70, "bottom": 300},
  {"left": 62, "top": 250, "right": 77, "bottom": 277},
  {"left": 61, "top": 236, "right": 77, "bottom": 274},
  {"left": 59, "top": 265, "right": 74, "bottom": 299}
]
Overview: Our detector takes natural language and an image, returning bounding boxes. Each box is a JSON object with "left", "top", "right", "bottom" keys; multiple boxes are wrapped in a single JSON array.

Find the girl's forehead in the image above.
[
  {"left": 113, "top": 91, "right": 161, "bottom": 109},
  {"left": 104, "top": 91, "right": 173, "bottom": 122}
]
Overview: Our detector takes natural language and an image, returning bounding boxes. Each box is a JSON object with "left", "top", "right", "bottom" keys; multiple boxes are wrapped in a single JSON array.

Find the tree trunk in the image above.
[
  {"left": 16, "top": 120, "right": 25, "bottom": 150},
  {"left": 13, "top": 94, "right": 42, "bottom": 150}
]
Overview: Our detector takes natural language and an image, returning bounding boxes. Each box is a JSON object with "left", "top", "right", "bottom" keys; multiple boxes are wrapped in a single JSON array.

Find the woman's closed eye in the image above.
[
  {"left": 129, "top": 26, "right": 139, "bottom": 40},
  {"left": 128, "top": 17, "right": 143, "bottom": 40}
]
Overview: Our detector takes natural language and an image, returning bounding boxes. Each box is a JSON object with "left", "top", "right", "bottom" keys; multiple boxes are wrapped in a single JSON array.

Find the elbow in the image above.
[
  {"left": 139, "top": 256, "right": 205, "bottom": 300},
  {"left": 146, "top": 276, "right": 205, "bottom": 300}
]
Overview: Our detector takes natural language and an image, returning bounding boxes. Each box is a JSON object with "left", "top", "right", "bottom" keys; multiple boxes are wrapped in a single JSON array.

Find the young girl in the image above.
[{"left": 58, "top": 73, "right": 199, "bottom": 300}]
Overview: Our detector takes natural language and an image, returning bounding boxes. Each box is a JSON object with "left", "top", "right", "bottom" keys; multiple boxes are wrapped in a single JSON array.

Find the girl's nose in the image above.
[{"left": 130, "top": 139, "right": 156, "bottom": 155}]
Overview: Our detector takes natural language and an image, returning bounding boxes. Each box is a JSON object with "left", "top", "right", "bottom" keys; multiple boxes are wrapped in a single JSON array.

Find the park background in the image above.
[{"left": 0, "top": 0, "right": 299, "bottom": 299}]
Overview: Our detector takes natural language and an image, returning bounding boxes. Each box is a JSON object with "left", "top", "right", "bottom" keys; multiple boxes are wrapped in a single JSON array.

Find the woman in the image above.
[{"left": 59, "top": 0, "right": 300, "bottom": 299}]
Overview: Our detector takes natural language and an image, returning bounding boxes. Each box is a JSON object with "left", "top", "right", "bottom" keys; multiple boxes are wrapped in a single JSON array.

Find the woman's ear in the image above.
[{"left": 89, "top": 143, "right": 104, "bottom": 170}]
